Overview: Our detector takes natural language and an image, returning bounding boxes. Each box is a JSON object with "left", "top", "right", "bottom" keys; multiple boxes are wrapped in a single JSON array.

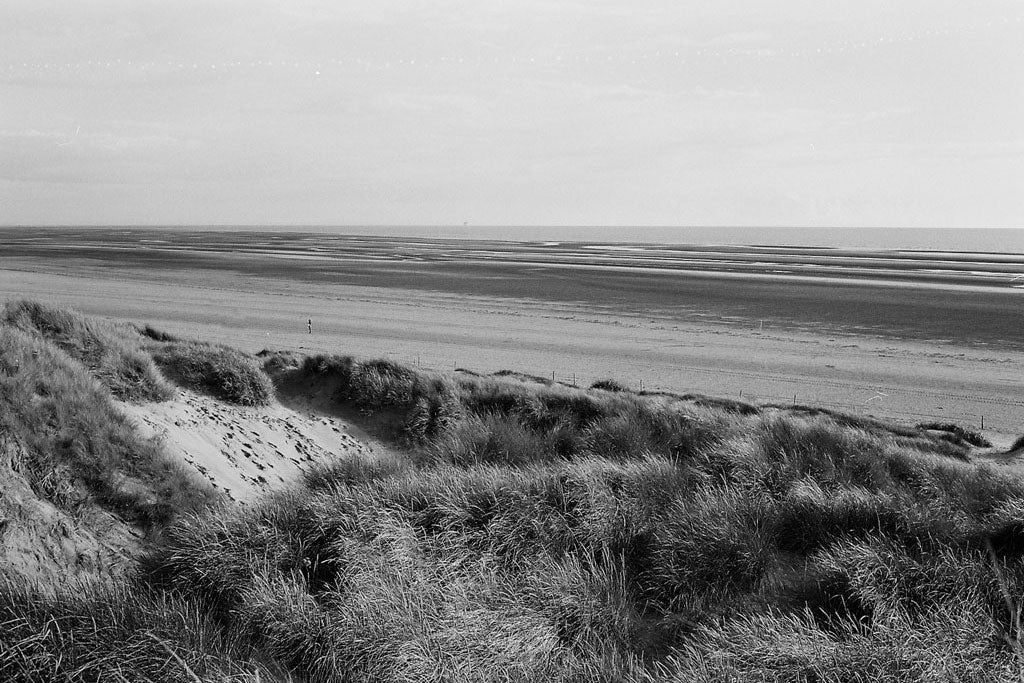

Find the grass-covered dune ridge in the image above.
[
  {"left": 295, "top": 353, "right": 976, "bottom": 463},
  {"left": 3, "top": 303, "right": 1024, "bottom": 681},
  {"left": 152, "top": 340, "right": 274, "bottom": 407},
  {"left": 0, "top": 581, "right": 282, "bottom": 682},
  {"left": 137, "top": 416, "right": 1024, "bottom": 680},
  {"left": 3, "top": 299, "right": 175, "bottom": 402},
  {"left": 297, "top": 355, "right": 459, "bottom": 441},
  {"left": 0, "top": 325, "right": 215, "bottom": 528}
]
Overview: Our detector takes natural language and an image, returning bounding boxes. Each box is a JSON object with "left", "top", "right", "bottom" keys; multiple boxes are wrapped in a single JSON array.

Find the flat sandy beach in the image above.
[{"left": 1, "top": 228, "right": 1021, "bottom": 433}]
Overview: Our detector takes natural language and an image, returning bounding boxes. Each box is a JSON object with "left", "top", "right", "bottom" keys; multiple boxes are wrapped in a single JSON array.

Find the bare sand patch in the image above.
[
  {"left": 118, "top": 389, "right": 379, "bottom": 504},
  {"left": 0, "top": 436, "right": 141, "bottom": 586}
]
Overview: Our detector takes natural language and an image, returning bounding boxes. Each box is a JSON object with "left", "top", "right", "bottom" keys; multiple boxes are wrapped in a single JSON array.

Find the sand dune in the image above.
[
  {"left": 0, "top": 436, "right": 141, "bottom": 585},
  {"left": 119, "top": 389, "right": 378, "bottom": 504}
]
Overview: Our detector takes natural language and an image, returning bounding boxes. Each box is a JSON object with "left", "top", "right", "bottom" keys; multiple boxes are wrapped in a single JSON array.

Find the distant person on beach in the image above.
[{"left": 307, "top": 318, "right": 312, "bottom": 334}]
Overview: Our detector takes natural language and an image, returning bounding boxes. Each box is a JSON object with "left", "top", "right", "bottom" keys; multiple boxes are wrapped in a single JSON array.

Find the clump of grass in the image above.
[
  {"left": 457, "top": 376, "right": 607, "bottom": 430},
  {"left": 0, "top": 326, "right": 217, "bottom": 526},
  {"left": 4, "top": 299, "right": 175, "bottom": 402},
  {"left": 154, "top": 342, "right": 274, "bottom": 407},
  {"left": 916, "top": 421, "right": 992, "bottom": 448},
  {"left": 441, "top": 377, "right": 738, "bottom": 466},
  {"left": 590, "top": 379, "right": 629, "bottom": 392},
  {"left": 256, "top": 348, "right": 302, "bottom": 374},
  {"left": 662, "top": 596, "right": 1017, "bottom": 682},
  {"left": 770, "top": 403, "right": 971, "bottom": 453},
  {"left": 136, "top": 323, "right": 181, "bottom": 343},
  {"left": 583, "top": 401, "right": 731, "bottom": 462},
  {"left": 299, "top": 355, "right": 461, "bottom": 442},
  {"left": 758, "top": 406, "right": 971, "bottom": 460},
  {"left": 646, "top": 390, "right": 761, "bottom": 415},
  {"left": 425, "top": 412, "right": 564, "bottom": 466},
  {"left": 492, "top": 369, "right": 557, "bottom": 385},
  {"left": 0, "top": 581, "right": 279, "bottom": 682}
]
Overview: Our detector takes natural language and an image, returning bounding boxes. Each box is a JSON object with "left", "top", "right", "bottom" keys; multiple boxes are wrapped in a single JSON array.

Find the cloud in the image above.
[{"left": 0, "top": 0, "right": 1021, "bottom": 227}]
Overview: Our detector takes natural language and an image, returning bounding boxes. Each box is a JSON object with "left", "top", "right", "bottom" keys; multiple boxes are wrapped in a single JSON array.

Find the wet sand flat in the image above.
[
  {"left": 1, "top": 228, "right": 1021, "bottom": 432},
  {"left": 4, "top": 227, "right": 1023, "bottom": 347}
]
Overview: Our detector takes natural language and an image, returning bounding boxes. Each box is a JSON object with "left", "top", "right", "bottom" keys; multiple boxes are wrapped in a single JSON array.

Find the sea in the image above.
[
  {"left": 43, "top": 225, "right": 1024, "bottom": 254},
  {"left": 158, "top": 225, "right": 1024, "bottom": 254}
]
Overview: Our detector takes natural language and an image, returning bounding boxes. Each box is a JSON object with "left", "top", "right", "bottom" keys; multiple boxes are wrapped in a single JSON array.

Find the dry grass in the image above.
[
  {"left": 4, "top": 324, "right": 1024, "bottom": 681},
  {"left": 916, "top": 421, "right": 993, "bottom": 448},
  {"left": 153, "top": 341, "right": 274, "bottom": 407},
  {"left": 0, "top": 580, "right": 284, "bottom": 682},
  {"left": 297, "top": 355, "right": 461, "bottom": 442},
  {"left": 133, "top": 406, "right": 1024, "bottom": 681},
  {"left": 0, "top": 325, "right": 217, "bottom": 526},
  {"left": 4, "top": 299, "right": 175, "bottom": 402}
]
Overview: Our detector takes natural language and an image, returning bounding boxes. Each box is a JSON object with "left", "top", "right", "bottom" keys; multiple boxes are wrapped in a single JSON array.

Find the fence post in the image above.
[{"left": 981, "top": 415, "right": 985, "bottom": 430}]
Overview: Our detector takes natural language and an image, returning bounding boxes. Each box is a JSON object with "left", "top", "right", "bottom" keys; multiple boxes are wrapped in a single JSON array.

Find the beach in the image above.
[{"left": 1, "top": 227, "right": 1021, "bottom": 433}]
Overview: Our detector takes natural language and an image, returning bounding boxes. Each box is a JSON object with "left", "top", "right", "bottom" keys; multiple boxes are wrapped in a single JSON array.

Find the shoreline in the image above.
[
  {"left": 2, "top": 234, "right": 1022, "bottom": 351},
  {"left": 1, "top": 261, "right": 1022, "bottom": 433},
  {"left": 5, "top": 224, "right": 1024, "bottom": 253}
]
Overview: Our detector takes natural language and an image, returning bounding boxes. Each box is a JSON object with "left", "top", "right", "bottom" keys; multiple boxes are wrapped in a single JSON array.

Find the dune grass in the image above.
[
  {"left": 0, "top": 326, "right": 217, "bottom": 526},
  {"left": 137, "top": 323, "right": 182, "bottom": 343},
  {"left": 590, "top": 378, "right": 630, "bottom": 392},
  {"left": 132, "top": 405, "right": 1024, "bottom": 681},
  {"left": 298, "top": 355, "right": 461, "bottom": 442},
  {"left": 153, "top": 341, "right": 274, "bottom": 407},
  {"left": 3, "top": 299, "right": 175, "bottom": 402},
  {"left": 917, "top": 421, "right": 993, "bottom": 448},
  {"left": 4, "top": 322, "right": 1024, "bottom": 681},
  {"left": 297, "top": 356, "right": 969, "bottom": 469},
  {"left": 0, "top": 581, "right": 281, "bottom": 683}
]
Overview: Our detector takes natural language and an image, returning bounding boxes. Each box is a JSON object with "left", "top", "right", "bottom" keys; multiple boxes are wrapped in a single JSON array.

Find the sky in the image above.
[{"left": 1, "top": 1, "right": 1022, "bottom": 229}]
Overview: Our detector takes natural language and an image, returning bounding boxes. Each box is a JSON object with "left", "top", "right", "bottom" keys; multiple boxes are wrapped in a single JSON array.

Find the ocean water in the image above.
[{"left": 198, "top": 225, "right": 1024, "bottom": 253}]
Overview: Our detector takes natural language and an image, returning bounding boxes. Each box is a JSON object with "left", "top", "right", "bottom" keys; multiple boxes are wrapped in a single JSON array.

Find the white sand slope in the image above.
[
  {"left": 119, "top": 390, "right": 377, "bottom": 503},
  {"left": 1, "top": 435, "right": 141, "bottom": 585}
]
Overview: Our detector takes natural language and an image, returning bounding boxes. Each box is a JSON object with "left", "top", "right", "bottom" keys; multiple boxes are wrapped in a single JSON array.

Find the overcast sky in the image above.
[{"left": 1, "top": 1, "right": 1021, "bottom": 228}]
